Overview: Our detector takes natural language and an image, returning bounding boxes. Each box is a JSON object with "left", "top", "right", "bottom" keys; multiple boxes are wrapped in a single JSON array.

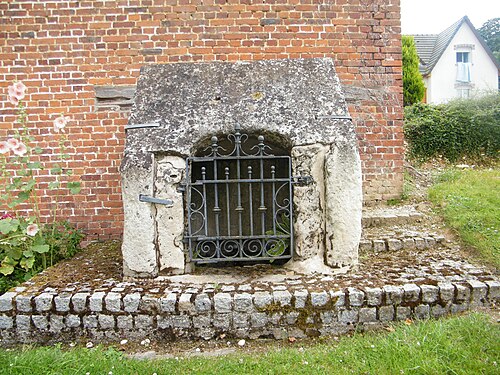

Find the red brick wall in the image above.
[{"left": 0, "top": 0, "right": 403, "bottom": 240}]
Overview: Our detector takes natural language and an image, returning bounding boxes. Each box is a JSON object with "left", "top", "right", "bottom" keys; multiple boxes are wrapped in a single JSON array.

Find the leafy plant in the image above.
[
  {"left": 0, "top": 81, "right": 82, "bottom": 292},
  {"left": 402, "top": 35, "right": 425, "bottom": 106},
  {"left": 265, "top": 213, "right": 291, "bottom": 258}
]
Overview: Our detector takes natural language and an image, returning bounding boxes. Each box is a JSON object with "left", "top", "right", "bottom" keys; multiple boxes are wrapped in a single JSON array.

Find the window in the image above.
[
  {"left": 457, "top": 88, "right": 470, "bottom": 99},
  {"left": 456, "top": 52, "right": 470, "bottom": 63}
]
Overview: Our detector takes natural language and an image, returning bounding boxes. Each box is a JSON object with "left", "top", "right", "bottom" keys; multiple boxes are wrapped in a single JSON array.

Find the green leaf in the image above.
[
  {"left": 21, "top": 179, "right": 36, "bottom": 191},
  {"left": 0, "top": 263, "right": 14, "bottom": 276},
  {"left": 65, "top": 170, "right": 73, "bottom": 176},
  {"left": 34, "top": 146, "right": 44, "bottom": 154},
  {"left": 23, "top": 249, "right": 34, "bottom": 258},
  {"left": 17, "top": 191, "right": 31, "bottom": 202},
  {"left": 20, "top": 256, "right": 35, "bottom": 271},
  {"left": 32, "top": 244, "right": 50, "bottom": 254},
  {"left": 6, "top": 247, "right": 23, "bottom": 261},
  {"left": 0, "top": 218, "right": 18, "bottom": 235},
  {"left": 51, "top": 166, "right": 62, "bottom": 174},
  {"left": 48, "top": 181, "right": 60, "bottom": 189},
  {"left": 27, "top": 162, "right": 43, "bottom": 169},
  {"left": 67, "top": 181, "right": 81, "bottom": 194}
]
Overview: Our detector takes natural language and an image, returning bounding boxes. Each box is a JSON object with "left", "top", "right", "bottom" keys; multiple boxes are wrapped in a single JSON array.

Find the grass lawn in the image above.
[
  {"left": 428, "top": 168, "right": 500, "bottom": 269},
  {"left": 0, "top": 313, "right": 498, "bottom": 374}
]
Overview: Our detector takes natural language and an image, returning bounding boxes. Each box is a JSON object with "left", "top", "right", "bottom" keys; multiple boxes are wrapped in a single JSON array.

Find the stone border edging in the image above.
[{"left": 1, "top": 280, "right": 498, "bottom": 345}]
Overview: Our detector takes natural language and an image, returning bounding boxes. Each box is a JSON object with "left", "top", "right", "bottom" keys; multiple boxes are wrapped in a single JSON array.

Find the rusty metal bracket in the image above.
[
  {"left": 292, "top": 175, "right": 313, "bottom": 186},
  {"left": 138, "top": 194, "right": 173, "bottom": 207}
]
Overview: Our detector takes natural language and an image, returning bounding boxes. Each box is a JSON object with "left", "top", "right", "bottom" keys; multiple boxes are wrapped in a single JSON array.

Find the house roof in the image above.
[{"left": 410, "top": 16, "right": 500, "bottom": 76}]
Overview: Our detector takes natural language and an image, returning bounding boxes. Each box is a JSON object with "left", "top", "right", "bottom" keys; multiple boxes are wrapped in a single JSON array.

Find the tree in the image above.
[
  {"left": 402, "top": 35, "right": 425, "bottom": 106},
  {"left": 479, "top": 18, "right": 500, "bottom": 62}
]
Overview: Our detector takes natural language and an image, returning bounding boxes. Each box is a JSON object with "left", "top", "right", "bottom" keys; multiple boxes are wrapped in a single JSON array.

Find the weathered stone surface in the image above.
[
  {"left": 172, "top": 315, "right": 191, "bottom": 328},
  {"left": 193, "top": 315, "right": 211, "bottom": 329},
  {"left": 438, "top": 283, "right": 455, "bottom": 304},
  {"left": 347, "top": 288, "right": 364, "bottom": 307},
  {"left": 468, "top": 280, "right": 487, "bottom": 306},
  {"left": 364, "top": 288, "right": 382, "bottom": 306},
  {"left": 89, "top": 292, "right": 106, "bottom": 312},
  {"left": 135, "top": 314, "right": 153, "bottom": 328},
  {"left": 233, "top": 312, "right": 249, "bottom": 328},
  {"left": 15, "top": 295, "right": 32, "bottom": 312},
  {"left": 387, "top": 239, "right": 402, "bottom": 251},
  {"left": 16, "top": 315, "right": 31, "bottom": 332},
  {"left": 485, "top": 280, "right": 500, "bottom": 300},
  {"left": 72, "top": 293, "right": 89, "bottom": 313},
  {"left": 160, "top": 293, "right": 177, "bottom": 313},
  {"left": 294, "top": 290, "right": 308, "bottom": 309},
  {"left": 155, "top": 155, "right": 186, "bottom": 274},
  {"left": 83, "top": 315, "right": 98, "bottom": 329},
  {"left": 0, "top": 315, "right": 13, "bottom": 329},
  {"left": 339, "top": 308, "right": 359, "bottom": 323},
  {"left": 105, "top": 292, "right": 122, "bottom": 312},
  {"left": 403, "top": 284, "right": 421, "bottom": 303},
  {"left": 49, "top": 315, "right": 64, "bottom": 333},
  {"left": 214, "top": 293, "right": 232, "bottom": 313},
  {"left": 123, "top": 293, "right": 141, "bottom": 313},
  {"left": 402, "top": 238, "right": 416, "bottom": 250},
  {"left": 195, "top": 293, "right": 212, "bottom": 312},
  {"left": 421, "top": 285, "right": 439, "bottom": 304},
  {"left": 414, "top": 237, "right": 426, "bottom": 250},
  {"left": 32, "top": 315, "right": 49, "bottom": 330},
  {"left": 0, "top": 292, "right": 16, "bottom": 312},
  {"left": 311, "top": 291, "right": 329, "bottom": 307},
  {"left": 65, "top": 315, "right": 81, "bottom": 328},
  {"left": 35, "top": 293, "right": 53, "bottom": 312},
  {"left": 213, "top": 313, "right": 231, "bottom": 329},
  {"left": 273, "top": 290, "right": 292, "bottom": 307},
  {"left": 378, "top": 306, "right": 394, "bottom": 322},
  {"left": 396, "top": 306, "right": 411, "bottom": 320},
  {"left": 430, "top": 305, "right": 447, "bottom": 318},
  {"left": 359, "top": 307, "right": 377, "bottom": 322},
  {"left": 358, "top": 240, "right": 373, "bottom": 252},
  {"left": 54, "top": 294, "right": 71, "bottom": 312},
  {"left": 414, "top": 305, "right": 430, "bottom": 319},
  {"left": 383, "top": 285, "right": 403, "bottom": 305},
  {"left": 117, "top": 315, "right": 133, "bottom": 330},
  {"left": 234, "top": 293, "right": 253, "bottom": 312},
  {"left": 98, "top": 315, "right": 115, "bottom": 329},
  {"left": 291, "top": 144, "right": 328, "bottom": 260},
  {"left": 324, "top": 142, "right": 362, "bottom": 268},
  {"left": 178, "top": 293, "right": 194, "bottom": 313},
  {"left": 455, "top": 284, "right": 471, "bottom": 302}
]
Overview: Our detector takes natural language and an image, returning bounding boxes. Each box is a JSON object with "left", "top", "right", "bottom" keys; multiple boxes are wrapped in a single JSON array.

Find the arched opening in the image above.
[{"left": 184, "top": 125, "right": 293, "bottom": 265}]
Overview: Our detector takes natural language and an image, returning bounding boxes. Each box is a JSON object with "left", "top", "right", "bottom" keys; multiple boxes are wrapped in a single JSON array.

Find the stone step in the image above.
[
  {"left": 362, "top": 206, "right": 425, "bottom": 228},
  {"left": 359, "top": 235, "right": 446, "bottom": 253}
]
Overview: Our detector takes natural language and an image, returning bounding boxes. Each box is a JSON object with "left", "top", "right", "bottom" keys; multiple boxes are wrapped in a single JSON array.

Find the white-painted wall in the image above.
[{"left": 426, "top": 23, "right": 499, "bottom": 104}]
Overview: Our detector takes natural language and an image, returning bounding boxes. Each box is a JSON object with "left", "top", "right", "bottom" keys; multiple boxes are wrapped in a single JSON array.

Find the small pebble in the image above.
[
  {"left": 120, "top": 339, "right": 128, "bottom": 345},
  {"left": 238, "top": 339, "right": 246, "bottom": 347},
  {"left": 86, "top": 342, "right": 94, "bottom": 349}
]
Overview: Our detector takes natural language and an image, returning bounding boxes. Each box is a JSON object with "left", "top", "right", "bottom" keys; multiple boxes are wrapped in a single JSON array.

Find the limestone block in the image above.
[
  {"left": 273, "top": 290, "right": 292, "bottom": 307},
  {"left": 387, "top": 239, "right": 402, "bottom": 252},
  {"left": 414, "top": 305, "right": 430, "bottom": 319},
  {"left": 213, "top": 313, "right": 232, "bottom": 329},
  {"left": 339, "top": 309, "right": 359, "bottom": 323},
  {"left": 468, "top": 280, "right": 487, "bottom": 306},
  {"left": 89, "top": 292, "right": 106, "bottom": 312},
  {"left": 291, "top": 144, "right": 328, "bottom": 260},
  {"left": 157, "top": 316, "right": 172, "bottom": 329},
  {"left": 54, "top": 294, "right": 71, "bottom": 312},
  {"left": 403, "top": 284, "right": 421, "bottom": 303},
  {"left": 294, "top": 290, "right": 308, "bottom": 309},
  {"left": 311, "top": 291, "right": 329, "bottom": 307},
  {"left": 49, "top": 315, "right": 64, "bottom": 333},
  {"left": 402, "top": 238, "right": 416, "bottom": 250},
  {"left": 373, "top": 240, "right": 386, "bottom": 252},
  {"left": 104, "top": 293, "right": 122, "bottom": 312},
  {"left": 347, "top": 288, "right": 364, "bottom": 307},
  {"left": 358, "top": 240, "right": 373, "bottom": 253},
  {"left": 160, "top": 293, "right": 177, "bottom": 313},
  {"left": 123, "top": 293, "right": 141, "bottom": 313},
  {"left": 430, "top": 305, "right": 447, "bottom": 318},
  {"left": 383, "top": 285, "right": 403, "bottom": 306},
  {"left": 378, "top": 306, "right": 394, "bottom": 322},
  {"left": 251, "top": 312, "right": 268, "bottom": 328},
  {"left": 98, "top": 315, "right": 115, "bottom": 329},
  {"left": 214, "top": 293, "right": 232, "bottom": 313},
  {"left": 83, "top": 315, "right": 98, "bottom": 329},
  {"left": 0, "top": 315, "right": 13, "bottom": 329},
  {"left": 485, "top": 280, "right": 500, "bottom": 301},
  {"left": 414, "top": 237, "right": 426, "bottom": 250},
  {"left": 15, "top": 295, "right": 32, "bottom": 312},
  {"left": 396, "top": 306, "right": 411, "bottom": 321},
  {"left": 65, "top": 315, "right": 81, "bottom": 328},
  {"left": 438, "top": 283, "right": 455, "bottom": 304},
  {"left": 117, "top": 315, "right": 133, "bottom": 330},
  {"left": 32, "top": 315, "right": 49, "bottom": 330},
  {"left": 16, "top": 315, "right": 31, "bottom": 332},
  {"left": 178, "top": 293, "right": 194, "bottom": 313},
  {"left": 155, "top": 155, "right": 186, "bottom": 275},
  {"left": 233, "top": 312, "right": 249, "bottom": 328},
  {"left": 121, "top": 167, "right": 158, "bottom": 278},
  {"left": 454, "top": 284, "right": 470, "bottom": 302},
  {"left": 35, "top": 293, "right": 53, "bottom": 312},
  {"left": 193, "top": 315, "right": 211, "bottom": 329},
  {"left": 72, "top": 293, "right": 89, "bottom": 313},
  {"left": 234, "top": 293, "right": 253, "bottom": 312},
  {"left": 195, "top": 294, "right": 212, "bottom": 312},
  {"left": 359, "top": 307, "right": 377, "bottom": 323},
  {"left": 331, "top": 290, "right": 346, "bottom": 307},
  {"left": 364, "top": 288, "right": 382, "bottom": 306},
  {"left": 421, "top": 285, "right": 439, "bottom": 304},
  {"left": 324, "top": 142, "right": 362, "bottom": 268},
  {"left": 0, "top": 292, "right": 15, "bottom": 312},
  {"left": 172, "top": 315, "right": 191, "bottom": 328},
  {"left": 135, "top": 315, "right": 153, "bottom": 328},
  {"left": 320, "top": 311, "right": 335, "bottom": 324}
]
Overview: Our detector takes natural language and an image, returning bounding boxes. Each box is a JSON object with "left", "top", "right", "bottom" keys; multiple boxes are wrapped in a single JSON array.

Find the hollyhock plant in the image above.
[
  {"left": 0, "top": 80, "right": 82, "bottom": 289},
  {"left": 0, "top": 141, "right": 9, "bottom": 154},
  {"left": 26, "top": 224, "right": 39, "bottom": 236},
  {"left": 53, "top": 115, "right": 70, "bottom": 133}
]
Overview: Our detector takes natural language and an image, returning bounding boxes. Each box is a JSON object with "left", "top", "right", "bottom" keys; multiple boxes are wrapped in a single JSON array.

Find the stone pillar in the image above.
[
  {"left": 155, "top": 155, "right": 186, "bottom": 274},
  {"left": 291, "top": 144, "right": 328, "bottom": 260},
  {"left": 121, "top": 166, "right": 158, "bottom": 278},
  {"left": 324, "top": 142, "right": 363, "bottom": 267}
]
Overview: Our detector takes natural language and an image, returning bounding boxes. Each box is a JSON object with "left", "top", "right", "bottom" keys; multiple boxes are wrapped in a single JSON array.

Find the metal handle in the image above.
[{"left": 139, "top": 194, "right": 173, "bottom": 207}]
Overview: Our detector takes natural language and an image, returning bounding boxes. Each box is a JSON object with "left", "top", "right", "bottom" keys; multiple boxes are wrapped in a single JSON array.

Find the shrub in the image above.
[
  {"left": 404, "top": 94, "right": 500, "bottom": 162},
  {"left": 0, "top": 82, "right": 83, "bottom": 293},
  {"left": 402, "top": 35, "right": 425, "bottom": 106}
]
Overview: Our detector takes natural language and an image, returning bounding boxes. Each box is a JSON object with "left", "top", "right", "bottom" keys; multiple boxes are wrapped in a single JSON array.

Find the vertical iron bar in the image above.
[
  {"left": 271, "top": 165, "right": 276, "bottom": 235},
  {"left": 225, "top": 166, "right": 231, "bottom": 237},
  {"left": 186, "top": 159, "right": 194, "bottom": 260},
  {"left": 288, "top": 157, "right": 294, "bottom": 257},
  {"left": 235, "top": 126, "right": 243, "bottom": 238},
  {"left": 201, "top": 166, "right": 208, "bottom": 237},
  {"left": 258, "top": 136, "right": 266, "bottom": 235},
  {"left": 213, "top": 158, "right": 221, "bottom": 259},
  {"left": 248, "top": 165, "right": 253, "bottom": 236}
]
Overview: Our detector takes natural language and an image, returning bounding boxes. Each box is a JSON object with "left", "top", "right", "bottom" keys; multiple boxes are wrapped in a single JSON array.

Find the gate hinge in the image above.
[
  {"left": 139, "top": 194, "right": 173, "bottom": 207},
  {"left": 292, "top": 175, "right": 313, "bottom": 186}
]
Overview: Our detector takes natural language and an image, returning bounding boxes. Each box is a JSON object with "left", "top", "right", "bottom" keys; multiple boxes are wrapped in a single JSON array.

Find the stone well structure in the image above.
[{"left": 121, "top": 58, "right": 362, "bottom": 278}]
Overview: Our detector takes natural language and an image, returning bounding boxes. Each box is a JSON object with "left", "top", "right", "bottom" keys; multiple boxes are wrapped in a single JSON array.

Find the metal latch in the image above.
[
  {"left": 139, "top": 194, "right": 173, "bottom": 207},
  {"left": 292, "top": 175, "right": 313, "bottom": 186}
]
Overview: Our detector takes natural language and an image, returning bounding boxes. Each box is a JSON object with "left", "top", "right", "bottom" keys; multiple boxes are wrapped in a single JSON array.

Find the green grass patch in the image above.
[
  {"left": 0, "top": 313, "right": 498, "bottom": 374},
  {"left": 429, "top": 168, "right": 500, "bottom": 268}
]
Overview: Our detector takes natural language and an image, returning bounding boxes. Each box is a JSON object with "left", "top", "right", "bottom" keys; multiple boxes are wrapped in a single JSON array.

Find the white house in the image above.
[{"left": 412, "top": 16, "right": 500, "bottom": 104}]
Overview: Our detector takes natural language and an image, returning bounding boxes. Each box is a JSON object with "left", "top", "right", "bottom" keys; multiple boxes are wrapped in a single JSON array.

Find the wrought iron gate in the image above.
[{"left": 181, "top": 124, "right": 299, "bottom": 264}]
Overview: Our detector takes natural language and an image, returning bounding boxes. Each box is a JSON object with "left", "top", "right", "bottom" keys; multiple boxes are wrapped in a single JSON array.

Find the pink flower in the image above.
[
  {"left": 53, "top": 115, "right": 70, "bottom": 133},
  {"left": 0, "top": 141, "right": 9, "bottom": 154},
  {"left": 26, "top": 224, "right": 39, "bottom": 236},
  {"left": 7, "top": 81, "right": 26, "bottom": 105},
  {"left": 6, "top": 138, "right": 19, "bottom": 149},
  {"left": 12, "top": 142, "right": 27, "bottom": 156},
  {"left": 1, "top": 213, "right": 14, "bottom": 220}
]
